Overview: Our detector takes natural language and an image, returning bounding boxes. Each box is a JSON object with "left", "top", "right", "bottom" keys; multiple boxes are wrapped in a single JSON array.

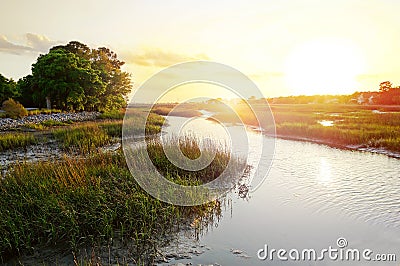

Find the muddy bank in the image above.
[{"left": 0, "top": 139, "right": 62, "bottom": 176}]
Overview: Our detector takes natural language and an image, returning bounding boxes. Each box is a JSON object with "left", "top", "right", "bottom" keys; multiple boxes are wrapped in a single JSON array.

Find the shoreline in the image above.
[{"left": 263, "top": 131, "right": 400, "bottom": 159}]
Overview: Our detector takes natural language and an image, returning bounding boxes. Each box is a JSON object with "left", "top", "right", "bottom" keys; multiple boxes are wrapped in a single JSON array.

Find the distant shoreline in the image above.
[{"left": 267, "top": 132, "right": 400, "bottom": 159}]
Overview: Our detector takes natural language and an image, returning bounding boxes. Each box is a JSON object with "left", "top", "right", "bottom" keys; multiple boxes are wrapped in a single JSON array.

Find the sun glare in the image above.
[{"left": 284, "top": 38, "right": 365, "bottom": 95}]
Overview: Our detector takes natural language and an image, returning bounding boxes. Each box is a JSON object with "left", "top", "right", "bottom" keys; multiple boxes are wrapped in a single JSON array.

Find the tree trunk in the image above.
[{"left": 46, "top": 96, "right": 51, "bottom": 109}]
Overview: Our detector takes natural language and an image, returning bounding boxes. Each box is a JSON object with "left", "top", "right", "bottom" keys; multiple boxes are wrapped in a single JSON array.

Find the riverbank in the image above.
[{"left": 265, "top": 132, "right": 400, "bottom": 159}]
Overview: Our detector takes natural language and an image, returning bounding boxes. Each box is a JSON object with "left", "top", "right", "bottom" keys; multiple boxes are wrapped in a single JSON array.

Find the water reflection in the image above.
[
  {"left": 318, "top": 158, "right": 332, "bottom": 185},
  {"left": 161, "top": 115, "right": 400, "bottom": 266}
]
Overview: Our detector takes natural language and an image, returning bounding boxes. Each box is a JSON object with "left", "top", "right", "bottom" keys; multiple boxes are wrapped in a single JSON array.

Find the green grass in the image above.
[
  {"left": 53, "top": 123, "right": 113, "bottom": 153},
  {"left": 99, "top": 121, "right": 123, "bottom": 138},
  {"left": 0, "top": 136, "right": 233, "bottom": 263},
  {"left": 98, "top": 109, "right": 125, "bottom": 120},
  {"left": 0, "top": 133, "right": 37, "bottom": 151},
  {"left": 27, "top": 109, "right": 62, "bottom": 116}
]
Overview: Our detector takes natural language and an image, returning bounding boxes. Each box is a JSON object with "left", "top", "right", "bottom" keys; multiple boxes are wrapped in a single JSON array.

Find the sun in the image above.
[{"left": 284, "top": 38, "right": 365, "bottom": 95}]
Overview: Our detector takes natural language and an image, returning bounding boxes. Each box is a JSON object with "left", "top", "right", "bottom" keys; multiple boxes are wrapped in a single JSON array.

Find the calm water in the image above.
[{"left": 161, "top": 116, "right": 400, "bottom": 266}]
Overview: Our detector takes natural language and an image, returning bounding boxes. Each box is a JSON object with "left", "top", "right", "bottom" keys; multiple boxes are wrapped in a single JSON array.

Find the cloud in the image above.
[
  {"left": 25, "top": 33, "right": 56, "bottom": 52},
  {"left": 0, "top": 33, "right": 56, "bottom": 55},
  {"left": 121, "top": 48, "right": 210, "bottom": 67},
  {"left": 0, "top": 35, "right": 34, "bottom": 55}
]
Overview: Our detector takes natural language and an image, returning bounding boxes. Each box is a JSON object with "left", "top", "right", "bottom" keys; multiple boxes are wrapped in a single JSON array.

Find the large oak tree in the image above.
[{"left": 22, "top": 41, "right": 132, "bottom": 111}]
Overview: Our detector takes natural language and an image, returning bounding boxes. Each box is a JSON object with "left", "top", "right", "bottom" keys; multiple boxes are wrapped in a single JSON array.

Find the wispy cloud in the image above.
[
  {"left": 0, "top": 33, "right": 57, "bottom": 55},
  {"left": 121, "top": 48, "right": 210, "bottom": 67},
  {"left": 0, "top": 35, "right": 34, "bottom": 55},
  {"left": 25, "top": 33, "right": 56, "bottom": 52}
]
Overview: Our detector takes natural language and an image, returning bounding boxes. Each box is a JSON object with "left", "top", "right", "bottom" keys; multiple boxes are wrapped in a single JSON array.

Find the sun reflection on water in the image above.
[{"left": 318, "top": 158, "right": 332, "bottom": 185}]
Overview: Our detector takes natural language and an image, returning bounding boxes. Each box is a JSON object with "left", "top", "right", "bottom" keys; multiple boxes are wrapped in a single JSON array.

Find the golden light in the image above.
[
  {"left": 284, "top": 38, "right": 365, "bottom": 95},
  {"left": 318, "top": 158, "right": 332, "bottom": 185}
]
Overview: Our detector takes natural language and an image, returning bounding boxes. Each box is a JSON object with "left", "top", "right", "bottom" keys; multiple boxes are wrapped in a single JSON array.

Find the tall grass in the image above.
[
  {"left": 27, "top": 109, "right": 62, "bottom": 116},
  {"left": 98, "top": 109, "right": 125, "bottom": 120},
  {"left": 0, "top": 133, "right": 37, "bottom": 151},
  {"left": 53, "top": 123, "right": 112, "bottom": 153},
  {"left": 147, "top": 135, "right": 235, "bottom": 184}
]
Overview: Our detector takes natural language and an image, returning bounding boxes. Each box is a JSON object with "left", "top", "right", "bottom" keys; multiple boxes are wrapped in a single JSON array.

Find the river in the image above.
[{"left": 160, "top": 115, "right": 400, "bottom": 266}]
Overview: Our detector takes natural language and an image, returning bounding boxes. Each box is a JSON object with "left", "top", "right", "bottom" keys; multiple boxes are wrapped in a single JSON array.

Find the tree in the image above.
[
  {"left": 31, "top": 49, "right": 105, "bottom": 111},
  {"left": 16, "top": 74, "right": 36, "bottom": 107},
  {"left": 50, "top": 41, "right": 132, "bottom": 111},
  {"left": 51, "top": 41, "right": 91, "bottom": 60},
  {"left": 0, "top": 74, "right": 18, "bottom": 103},
  {"left": 20, "top": 41, "right": 132, "bottom": 111}
]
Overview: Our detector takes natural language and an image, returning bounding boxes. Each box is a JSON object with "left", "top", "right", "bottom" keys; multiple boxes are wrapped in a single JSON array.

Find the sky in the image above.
[{"left": 1, "top": 0, "right": 400, "bottom": 102}]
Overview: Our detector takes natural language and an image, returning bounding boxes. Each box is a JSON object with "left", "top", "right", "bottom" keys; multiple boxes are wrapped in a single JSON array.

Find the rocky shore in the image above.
[{"left": 0, "top": 111, "right": 100, "bottom": 131}]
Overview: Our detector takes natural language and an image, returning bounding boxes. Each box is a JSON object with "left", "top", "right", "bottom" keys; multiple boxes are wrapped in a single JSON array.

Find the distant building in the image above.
[{"left": 353, "top": 92, "right": 378, "bottom": 105}]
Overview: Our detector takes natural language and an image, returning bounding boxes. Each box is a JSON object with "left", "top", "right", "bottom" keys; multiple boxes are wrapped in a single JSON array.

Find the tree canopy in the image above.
[
  {"left": 0, "top": 74, "right": 18, "bottom": 104},
  {"left": 22, "top": 41, "right": 132, "bottom": 111}
]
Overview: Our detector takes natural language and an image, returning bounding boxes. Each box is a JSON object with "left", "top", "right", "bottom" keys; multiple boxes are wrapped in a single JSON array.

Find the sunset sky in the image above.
[{"left": 1, "top": 0, "right": 400, "bottom": 101}]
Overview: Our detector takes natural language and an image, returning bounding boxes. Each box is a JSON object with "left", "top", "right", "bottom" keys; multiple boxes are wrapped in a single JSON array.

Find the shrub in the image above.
[{"left": 2, "top": 99, "right": 28, "bottom": 119}]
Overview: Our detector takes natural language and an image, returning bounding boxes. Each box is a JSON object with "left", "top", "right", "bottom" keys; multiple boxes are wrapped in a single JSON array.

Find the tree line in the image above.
[
  {"left": 376, "top": 81, "right": 400, "bottom": 105},
  {"left": 0, "top": 41, "right": 132, "bottom": 111},
  {"left": 268, "top": 81, "right": 400, "bottom": 105}
]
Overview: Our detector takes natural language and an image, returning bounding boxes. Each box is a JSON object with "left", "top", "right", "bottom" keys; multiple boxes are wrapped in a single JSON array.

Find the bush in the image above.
[{"left": 2, "top": 99, "right": 28, "bottom": 119}]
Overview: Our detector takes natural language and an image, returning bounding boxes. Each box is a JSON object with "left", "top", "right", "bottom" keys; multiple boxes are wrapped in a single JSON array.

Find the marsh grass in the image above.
[
  {"left": 53, "top": 123, "right": 112, "bottom": 153},
  {"left": 98, "top": 109, "right": 125, "bottom": 120},
  {"left": 0, "top": 132, "right": 37, "bottom": 151},
  {"left": 147, "top": 135, "right": 234, "bottom": 184},
  {"left": 27, "top": 109, "right": 62, "bottom": 116},
  {"left": 0, "top": 136, "right": 230, "bottom": 263}
]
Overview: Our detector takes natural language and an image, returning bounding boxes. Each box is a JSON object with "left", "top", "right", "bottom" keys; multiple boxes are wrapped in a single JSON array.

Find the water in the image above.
[{"left": 161, "top": 116, "right": 400, "bottom": 266}]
